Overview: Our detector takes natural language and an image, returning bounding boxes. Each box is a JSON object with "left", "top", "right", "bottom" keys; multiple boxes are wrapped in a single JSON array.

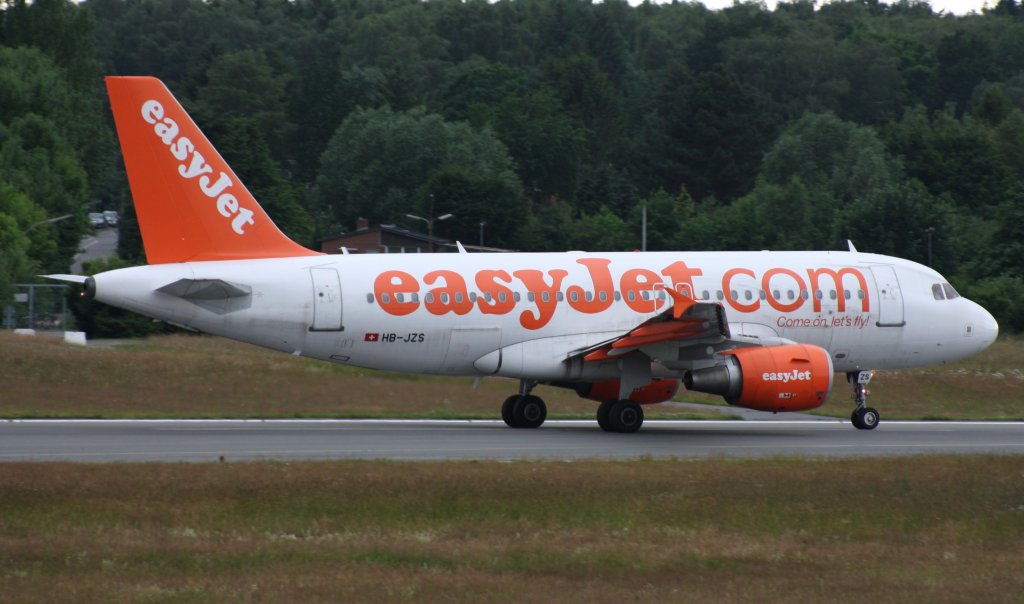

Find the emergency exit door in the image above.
[{"left": 310, "top": 268, "right": 343, "bottom": 331}]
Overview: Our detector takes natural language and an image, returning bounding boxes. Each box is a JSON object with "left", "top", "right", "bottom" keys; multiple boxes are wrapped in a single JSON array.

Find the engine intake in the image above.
[{"left": 684, "top": 344, "right": 834, "bottom": 412}]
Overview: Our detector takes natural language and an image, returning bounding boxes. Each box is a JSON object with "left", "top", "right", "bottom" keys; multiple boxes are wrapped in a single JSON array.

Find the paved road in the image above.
[
  {"left": 2, "top": 419, "right": 1023, "bottom": 462},
  {"left": 71, "top": 227, "right": 118, "bottom": 273}
]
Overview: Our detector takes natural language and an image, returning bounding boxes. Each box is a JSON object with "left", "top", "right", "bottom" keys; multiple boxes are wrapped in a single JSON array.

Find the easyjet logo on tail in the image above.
[{"left": 140, "top": 100, "right": 255, "bottom": 235}]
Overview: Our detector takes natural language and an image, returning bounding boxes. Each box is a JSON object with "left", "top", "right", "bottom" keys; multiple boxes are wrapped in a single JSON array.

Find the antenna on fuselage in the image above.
[{"left": 847, "top": 240, "right": 858, "bottom": 253}]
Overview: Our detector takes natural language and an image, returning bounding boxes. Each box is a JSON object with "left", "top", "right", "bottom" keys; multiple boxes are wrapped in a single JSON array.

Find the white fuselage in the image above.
[{"left": 90, "top": 250, "right": 998, "bottom": 380}]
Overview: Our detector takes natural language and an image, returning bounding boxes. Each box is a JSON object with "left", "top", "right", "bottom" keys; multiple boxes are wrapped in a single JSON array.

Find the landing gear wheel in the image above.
[
  {"left": 607, "top": 399, "right": 644, "bottom": 433},
  {"left": 852, "top": 407, "right": 880, "bottom": 431},
  {"left": 848, "top": 371, "right": 881, "bottom": 431},
  {"left": 597, "top": 400, "right": 614, "bottom": 432},
  {"left": 511, "top": 394, "right": 547, "bottom": 429},
  {"left": 501, "top": 395, "right": 519, "bottom": 428}
]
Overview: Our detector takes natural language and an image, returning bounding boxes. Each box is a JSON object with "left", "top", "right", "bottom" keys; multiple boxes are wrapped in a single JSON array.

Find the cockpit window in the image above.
[
  {"left": 942, "top": 283, "right": 960, "bottom": 300},
  {"left": 932, "top": 283, "right": 945, "bottom": 300}
]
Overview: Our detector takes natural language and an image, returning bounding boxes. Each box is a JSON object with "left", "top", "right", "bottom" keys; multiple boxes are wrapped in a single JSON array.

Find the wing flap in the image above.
[{"left": 577, "top": 289, "right": 730, "bottom": 362}]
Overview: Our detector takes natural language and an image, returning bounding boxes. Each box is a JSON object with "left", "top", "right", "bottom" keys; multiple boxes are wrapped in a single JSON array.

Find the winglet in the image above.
[
  {"left": 665, "top": 287, "right": 697, "bottom": 319},
  {"left": 105, "top": 76, "right": 321, "bottom": 264}
]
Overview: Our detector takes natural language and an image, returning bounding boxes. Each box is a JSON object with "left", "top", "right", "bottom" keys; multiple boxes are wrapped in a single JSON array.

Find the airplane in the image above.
[{"left": 48, "top": 76, "right": 999, "bottom": 433}]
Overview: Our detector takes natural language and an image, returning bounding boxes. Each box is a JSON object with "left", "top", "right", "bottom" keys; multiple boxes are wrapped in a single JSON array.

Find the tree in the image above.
[{"left": 316, "top": 106, "right": 521, "bottom": 236}]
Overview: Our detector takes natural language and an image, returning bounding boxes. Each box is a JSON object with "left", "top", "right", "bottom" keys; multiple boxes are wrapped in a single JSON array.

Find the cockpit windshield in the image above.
[{"left": 932, "top": 282, "right": 961, "bottom": 300}]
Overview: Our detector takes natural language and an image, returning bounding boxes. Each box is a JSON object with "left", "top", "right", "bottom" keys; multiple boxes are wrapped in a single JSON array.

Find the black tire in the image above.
[
  {"left": 851, "top": 409, "right": 864, "bottom": 430},
  {"left": 512, "top": 394, "right": 547, "bottom": 429},
  {"left": 608, "top": 399, "right": 644, "bottom": 433},
  {"left": 860, "top": 407, "right": 880, "bottom": 430},
  {"left": 501, "top": 395, "right": 519, "bottom": 428},
  {"left": 597, "top": 400, "right": 615, "bottom": 432}
]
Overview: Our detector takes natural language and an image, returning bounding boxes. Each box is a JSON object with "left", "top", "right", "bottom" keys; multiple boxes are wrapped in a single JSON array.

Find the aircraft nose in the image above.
[{"left": 970, "top": 302, "right": 999, "bottom": 350}]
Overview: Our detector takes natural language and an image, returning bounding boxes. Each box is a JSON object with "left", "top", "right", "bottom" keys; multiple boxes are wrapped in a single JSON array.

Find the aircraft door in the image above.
[
  {"left": 870, "top": 265, "right": 905, "bottom": 327},
  {"left": 310, "top": 268, "right": 343, "bottom": 331}
]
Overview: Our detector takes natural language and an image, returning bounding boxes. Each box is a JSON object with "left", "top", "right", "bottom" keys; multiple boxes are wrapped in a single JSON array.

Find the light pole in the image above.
[
  {"left": 926, "top": 227, "right": 935, "bottom": 267},
  {"left": 405, "top": 212, "right": 453, "bottom": 252},
  {"left": 479, "top": 221, "right": 486, "bottom": 247},
  {"left": 24, "top": 214, "right": 72, "bottom": 234}
]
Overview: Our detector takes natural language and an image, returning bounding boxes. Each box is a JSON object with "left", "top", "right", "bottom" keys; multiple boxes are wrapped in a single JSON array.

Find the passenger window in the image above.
[
  {"left": 441, "top": 293, "right": 450, "bottom": 304},
  {"left": 730, "top": 290, "right": 738, "bottom": 301},
  {"left": 527, "top": 292, "right": 535, "bottom": 302},
  {"left": 426, "top": 293, "right": 435, "bottom": 303},
  {"left": 759, "top": 290, "right": 767, "bottom": 300},
  {"left": 772, "top": 289, "right": 780, "bottom": 300},
  {"left": 787, "top": 290, "right": 795, "bottom": 301},
  {"left": 513, "top": 292, "right": 521, "bottom": 302},
  {"left": 702, "top": 290, "right": 710, "bottom": 300},
  {"left": 556, "top": 292, "right": 564, "bottom": 301},
  {"left": 381, "top": 293, "right": 391, "bottom": 304},
  {"left": 570, "top": 291, "right": 579, "bottom": 302},
  {"left": 801, "top": 290, "right": 809, "bottom": 300},
  {"left": 814, "top": 290, "right": 823, "bottom": 300},
  {"left": 541, "top": 291, "right": 550, "bottom": 302},
  {"left": 829, "top": 290, "right": 837, "bottom": 300},
  {"left": 942, "top": 283, "right": 960, "bottom": 299},
  {"left": 857, "top": 290, "right": 865, "bottom": 300},
  {"left": 586, "top": 291, "right": 594, "bottom": 302},
  {"left": 396, "top": 293, "right": 404, "bottom": 303},
  {"left": 485, "top": 292, "right": 493, "bottom": 302},
  {"left": 599, "top": 291, "right": 608, "bottom": 302},
  {"left": 497, "top": 292, "right": 505, "bottom": 303},
  {"left": 716, "top": 290, "right": 725, "bottom": 301},
  {"left": 932, "top": 283, "right": 945, "bottom": 300},
  {"left": 628, "top": 291, "right": 637, "bottom": 302},
  {"left": 366, "top": 293, "right": 374, "bottom": 304},
  {"left": 744, "top": 290, "right": 753, "bottom": 301},
  {"left": 412, "top": 293, "right": 419, "bottom": 303},
  {"left": 844, "top": 290, "right": 851, "bottom": 300},
  {"left": 455, "top": 293, "right": 463, "bottom": 303},
  {"left": 614, "top": 291, "right": 622, "bottom": 301}
]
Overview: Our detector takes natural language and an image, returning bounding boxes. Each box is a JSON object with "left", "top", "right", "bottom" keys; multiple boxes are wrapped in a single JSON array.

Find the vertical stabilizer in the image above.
[{"left": 105, "top": 76, "right": 321, "bottom": 264}]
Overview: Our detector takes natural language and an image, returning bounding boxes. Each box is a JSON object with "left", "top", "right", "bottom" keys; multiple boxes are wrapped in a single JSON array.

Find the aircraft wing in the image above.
[{"left": 573, "top": 288, "right": 731, "bottom": 363}]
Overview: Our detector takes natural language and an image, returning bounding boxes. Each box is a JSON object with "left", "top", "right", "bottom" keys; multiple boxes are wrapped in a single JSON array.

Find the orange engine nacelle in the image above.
[
  {"left": 575, "top": 379, "right": 681, "bottom": 405},
  {"left": 683, "top": 344, "right": 834, "bottom": 412}
]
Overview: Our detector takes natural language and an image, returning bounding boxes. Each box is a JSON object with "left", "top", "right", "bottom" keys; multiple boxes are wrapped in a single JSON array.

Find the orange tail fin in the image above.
[{"left": 105, "top": 76, "right": 321, "bottom": 264}]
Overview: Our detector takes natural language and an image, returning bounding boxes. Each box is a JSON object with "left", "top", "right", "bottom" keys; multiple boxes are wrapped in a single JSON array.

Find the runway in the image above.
[{"left": 3, "top": 419, "right": 1024, "bottom": 462}]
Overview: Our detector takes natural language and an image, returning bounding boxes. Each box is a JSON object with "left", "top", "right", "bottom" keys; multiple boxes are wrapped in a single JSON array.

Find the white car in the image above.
[
  {"left": 103, "top": 210, "right": 119, "bottom": 226},
  {"left": 88, "top": 212, "right": 106, "bottom": 228}
]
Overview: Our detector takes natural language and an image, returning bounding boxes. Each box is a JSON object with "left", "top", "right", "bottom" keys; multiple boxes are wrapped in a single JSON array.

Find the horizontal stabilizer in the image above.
[
  {"left": 157, "top": 278, "right": 251, "bottom": 300},
  {"left": 43, "top": 274, "right": 89, "bottom": 284}
]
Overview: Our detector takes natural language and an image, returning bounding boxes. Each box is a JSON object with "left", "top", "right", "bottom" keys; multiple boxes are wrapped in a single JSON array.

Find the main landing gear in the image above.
[
  {"left": 848, "top": 371, "right": 880, "bottom": 430},
  {"left": 499, "top": 382, "right": 646, "bottom": 433},
  {"left": 501, "top": 380, "right": 547, "bottom": 429},
  {"left": 597, "top": 399, "right": 644, "bottom": 433}
]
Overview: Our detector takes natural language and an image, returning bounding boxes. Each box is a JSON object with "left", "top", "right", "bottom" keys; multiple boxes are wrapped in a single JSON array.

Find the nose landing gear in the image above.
[{"left": 848, "top": 371, "right": 880, "bottom": 430}]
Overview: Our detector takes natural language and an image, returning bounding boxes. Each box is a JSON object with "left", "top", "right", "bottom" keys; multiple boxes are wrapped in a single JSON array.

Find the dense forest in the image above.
[{"left": 1, "top": 0, "right": 1023, "bottom": 330}]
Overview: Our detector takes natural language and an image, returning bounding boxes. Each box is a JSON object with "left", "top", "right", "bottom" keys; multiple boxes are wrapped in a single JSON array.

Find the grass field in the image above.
[
  {"left": 2, "top": 331, "right": 1024, "bottom": 421},
  {"left": 1, "top": 331, "right": 1021, "bottom": 420},
  {"left": 2, "top": 456, "right": 1022, "bottom": 603}
]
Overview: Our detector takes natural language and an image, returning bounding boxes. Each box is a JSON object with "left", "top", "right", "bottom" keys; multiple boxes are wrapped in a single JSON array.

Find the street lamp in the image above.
[
  {"left": 405, "top": 212, "right": 453, "bottom": 252},
  {"left": 926, "top": 227, "right": 935, "bottom": 267},
  {"left": 479, "top": 221, "right": 487, "bottom": 247},
  {"left": 24, "top": 214, "right": 72, "bottom": 234}
]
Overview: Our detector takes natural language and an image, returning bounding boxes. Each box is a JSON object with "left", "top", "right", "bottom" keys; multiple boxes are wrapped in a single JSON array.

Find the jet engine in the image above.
[
  {"left": 683, "top": 344, "right": 834, "bottom": 412},
  {"left": 574, "top": 379, "right": 680, "bottom": 405}
]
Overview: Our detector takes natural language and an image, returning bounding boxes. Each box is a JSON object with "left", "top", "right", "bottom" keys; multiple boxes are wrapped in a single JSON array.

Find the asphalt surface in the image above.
[
  {"left": 2, "top": 419, "right": 1023, "bottom": 462},
  {"left": 71, "top": 227, "right": 118, "bottom": 273}
]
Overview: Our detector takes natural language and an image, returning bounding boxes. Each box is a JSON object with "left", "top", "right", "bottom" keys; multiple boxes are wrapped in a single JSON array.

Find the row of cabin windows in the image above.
[
  {"left": 709, "top": 289, "right": 867, "bottom": 302},
  {"left": 368, "top": 288, "right": 868, "bottom": 306}
]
